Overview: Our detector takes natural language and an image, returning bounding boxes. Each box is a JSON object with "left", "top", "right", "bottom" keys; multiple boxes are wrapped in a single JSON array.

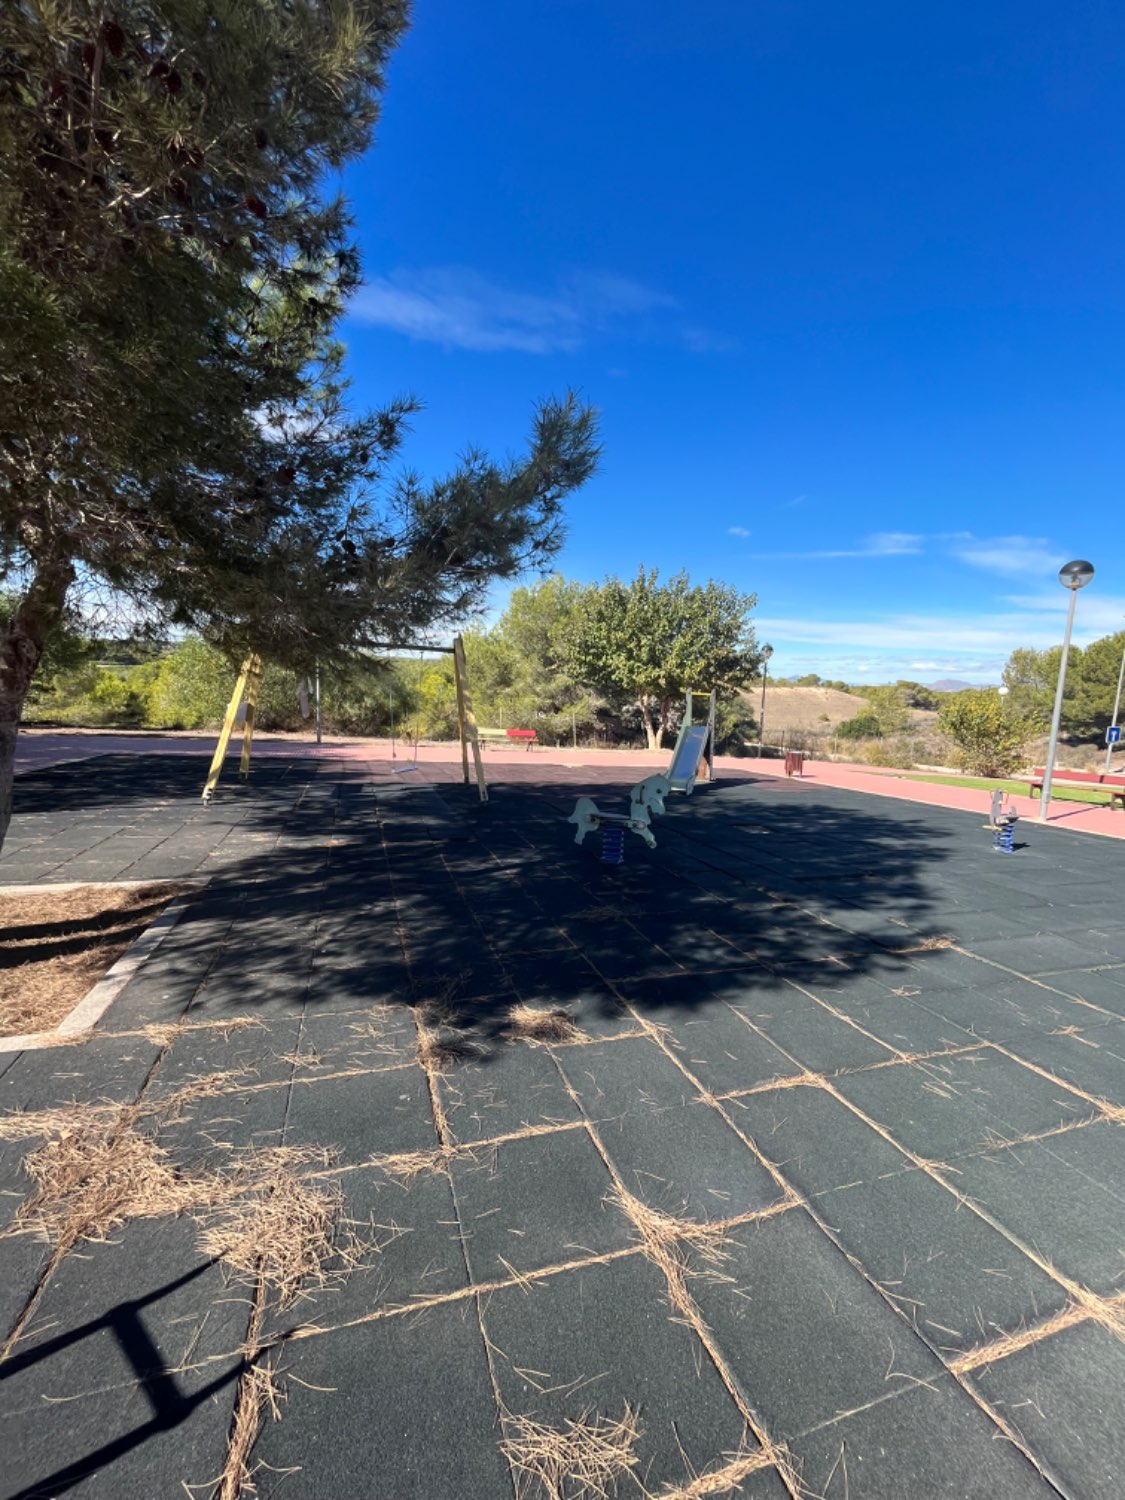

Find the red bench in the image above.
[
  {"left": 1027, "top": 767, "right": 1125, "bottom": 809},
  {"left": 478, "top": 727, "right": 538, "bottom": 752}
]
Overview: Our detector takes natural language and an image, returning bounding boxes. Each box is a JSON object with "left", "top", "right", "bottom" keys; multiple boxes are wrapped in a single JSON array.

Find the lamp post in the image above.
[
  {"left": 757, "top": 644, "right": 773, "bottom": 757},
  {"left": 1103, "top": 620, "right": 1125, "bottom": 774},
  {"left": 1039, "top": 560, "right": 1095, "bottom": 822}
]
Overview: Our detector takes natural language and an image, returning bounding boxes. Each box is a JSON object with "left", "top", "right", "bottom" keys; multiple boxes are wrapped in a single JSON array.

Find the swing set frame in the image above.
[{"left": 200, "top": 636, "right": 488, "bottom": 803}]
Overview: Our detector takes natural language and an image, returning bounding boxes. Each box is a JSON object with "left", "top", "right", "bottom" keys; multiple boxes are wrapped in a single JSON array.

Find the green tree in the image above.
[
  {"left": 566, "top": 568, "right": 761, "bottom": 750},
  {"left": 145, "top": 638, "right": 233, "bottom": 728},
  {"left": 1069, "top": 631, "right": 1125, "bottom": 735},
  {"left": 863, "top": 685, "right": 911, "bottom": 735},
  {"left": 473, "top": 575, "right": 597, "bottom": 743},
  {"left": 1002, "top": 646, "right": 1075, "bottom": 728},
  {"left": 0, "top": 2, "right": 599, "bottom": 847},
  {"left": 938, "top": 690, "right": 1031, "bottom": 776}
]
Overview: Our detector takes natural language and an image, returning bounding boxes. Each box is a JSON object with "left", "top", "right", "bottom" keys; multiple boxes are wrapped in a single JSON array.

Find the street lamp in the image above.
[
  {"left": 757, "top": 645, "right": 773, "bottom": 757},
  {"left": 1039, "top": 560, "right": 1095, "bottom": 822},
  {"left": 1103, "top": 618, "right": 1125, "bottom": 774}
]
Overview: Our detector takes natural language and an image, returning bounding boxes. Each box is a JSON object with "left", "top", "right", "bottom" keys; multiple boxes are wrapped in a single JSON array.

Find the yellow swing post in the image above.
[
  {"left": 452, "top": 634, "right": 487, "bottom": 803},
  {"left": 239, "top": 655, "right": 263, "bottom": 780},
  {"left": 201, "top": 654, "right": 254, "bottom": 803}
]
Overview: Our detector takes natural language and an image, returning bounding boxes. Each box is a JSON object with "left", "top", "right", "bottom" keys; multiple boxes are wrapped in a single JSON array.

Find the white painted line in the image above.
[{"left": 0, "top": 879, "right": 209, "bottom": 1053}]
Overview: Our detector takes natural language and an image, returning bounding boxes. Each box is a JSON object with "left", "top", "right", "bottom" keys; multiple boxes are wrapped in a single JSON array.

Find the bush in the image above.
[
  {"left": 863, "top": 741, "right": 896, "bottom": 767},
  {"left": 837, "top": 711, "right": 883, "bottom": 740},
  {"left": 714, "top": 697, "right": 758, "bottom": 755},
  {"left": 938, "top": 690, "right": 1030, "bottom": 777},
  {"left": 146, "top": 639, "right": 233, "bottom": 728}
]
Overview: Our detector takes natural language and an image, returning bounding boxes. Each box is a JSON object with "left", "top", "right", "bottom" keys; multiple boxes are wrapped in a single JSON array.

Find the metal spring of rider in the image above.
[
  {"left": 993, "top": 822, "right": 1015, "bottom": 855},
  {"left": 600, "top": 825, "right": 626, "bottom": 865}
]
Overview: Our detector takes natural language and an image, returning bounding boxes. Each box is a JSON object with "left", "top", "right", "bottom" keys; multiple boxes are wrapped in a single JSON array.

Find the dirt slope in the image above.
[{"left": 750, "top": 684, "right": 871, "bottom": 733}]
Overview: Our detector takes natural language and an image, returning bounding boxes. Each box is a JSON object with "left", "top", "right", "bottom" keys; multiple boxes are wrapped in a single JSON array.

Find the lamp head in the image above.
[{"left": 1058, "top": 559, "right": 1095, "bottom": 590}]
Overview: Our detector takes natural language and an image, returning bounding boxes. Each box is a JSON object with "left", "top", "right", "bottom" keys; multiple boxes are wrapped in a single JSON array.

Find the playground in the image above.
[{"left": 1, "top": 735, "right": 1123, "bottom": 1499}]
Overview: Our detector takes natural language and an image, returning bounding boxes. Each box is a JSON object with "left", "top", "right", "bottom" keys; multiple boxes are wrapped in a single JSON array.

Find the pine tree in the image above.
[{"left": 0, "top": 2, "right": 599, "bottom": 845}]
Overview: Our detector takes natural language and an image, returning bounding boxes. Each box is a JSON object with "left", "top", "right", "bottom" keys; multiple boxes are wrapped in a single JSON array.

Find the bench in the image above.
[
  {"left": 1026, "top": 767, "right": 1125, "bottom": 810},
  {"left": 477, "top": 727, "right": 538, "bottom": 752}
]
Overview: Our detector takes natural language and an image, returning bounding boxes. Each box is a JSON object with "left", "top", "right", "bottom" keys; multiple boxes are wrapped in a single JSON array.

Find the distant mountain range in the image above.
[{"left": 928, "top": 678, "right": 978, "bottom": 692}]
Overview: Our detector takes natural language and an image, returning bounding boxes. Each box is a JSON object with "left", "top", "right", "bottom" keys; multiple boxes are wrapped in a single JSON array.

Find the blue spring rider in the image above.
[{"left": 989, "top": 790, "right": 1018, "bottom": 855}]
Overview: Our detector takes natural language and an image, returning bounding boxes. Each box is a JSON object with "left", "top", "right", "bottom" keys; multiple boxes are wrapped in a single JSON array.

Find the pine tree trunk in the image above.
[{"left": 0, "top": 556, "right": 75, "bottom": 853}]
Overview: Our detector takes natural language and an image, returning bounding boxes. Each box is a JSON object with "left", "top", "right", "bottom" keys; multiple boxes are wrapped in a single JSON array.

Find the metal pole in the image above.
[
  {"left": 314, "top": 661, "right": 322, "bottom": 746},
  {"left": 757, "top": 662, "right": 768, "bottom": 756},
  {"left": 1103, "top": 627, "right": 1125, "bottom": 773},
  {"left": 1039, "top": 588, "right": 1079, "bottom": 822}
]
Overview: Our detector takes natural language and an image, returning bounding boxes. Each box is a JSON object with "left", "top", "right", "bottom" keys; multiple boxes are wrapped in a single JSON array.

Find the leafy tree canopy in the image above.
[
  {"left": 938, "top": 689, "right": 1032, "bottom": 777},
  {"left": 1001, "top": 634, "right": 1125, "bottom": 738},
  {"left": 565, "top": 568, "right": 761, "bottom": 750}
]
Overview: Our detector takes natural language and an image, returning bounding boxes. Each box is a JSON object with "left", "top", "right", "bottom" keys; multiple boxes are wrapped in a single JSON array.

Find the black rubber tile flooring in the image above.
[{"left": 0, "top": 749, "right": 1123, "bottom": 1498}]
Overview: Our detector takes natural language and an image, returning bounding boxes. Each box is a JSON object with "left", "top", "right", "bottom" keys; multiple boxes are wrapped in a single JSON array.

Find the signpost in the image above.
[{"left": 1107, "top": 725, "right": 1121, "bottom": 746}]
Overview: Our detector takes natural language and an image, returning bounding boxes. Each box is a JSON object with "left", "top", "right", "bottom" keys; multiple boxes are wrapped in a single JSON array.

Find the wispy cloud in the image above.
[
  {"left": 948, "top": 533, "right": 1064, "bottom": 577},
  {"left": 1003, "top": 590, "right": 1125, "bottom": 632},
  {"left": 750, "top": 531, "right": 924, "bottom": 560},
  {"left": 350, "top": 267, "right": 720, "bottom": 355},
  {"left": 728, "top": 526, "right": 751, "bottom": 538},
  {"left": 756, "top": 609, "right": 1104, "bottom": 654}
]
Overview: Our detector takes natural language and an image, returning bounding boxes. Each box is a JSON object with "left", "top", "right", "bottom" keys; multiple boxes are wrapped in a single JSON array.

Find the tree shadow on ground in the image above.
[{"left": 6, "top": 754, "right": 979, "bottom": 1068}]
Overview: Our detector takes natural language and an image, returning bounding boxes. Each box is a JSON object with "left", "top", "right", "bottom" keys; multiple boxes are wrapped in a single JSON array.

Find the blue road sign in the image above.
[{"left": 1107, "top": 725, "right": 1122, "bottom": 745}]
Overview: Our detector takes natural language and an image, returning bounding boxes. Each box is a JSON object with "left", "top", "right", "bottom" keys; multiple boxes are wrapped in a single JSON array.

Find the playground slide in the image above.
[{"left": 666, "top": 722, "right": 710, "bottom": 793}]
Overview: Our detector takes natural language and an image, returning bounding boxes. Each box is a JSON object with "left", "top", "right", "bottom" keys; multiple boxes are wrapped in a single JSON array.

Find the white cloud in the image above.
[
  {"left": 948, "top": 534, "right": 1064, "bottom": 578},
  {"left": 1004, "top": 590, "right": 1125, "bottom": 632},
  {"left": 728, "top": 526, "right": 751, "bottom": 538},
  {"left": 750, "top": 532, "right": 924, "bottom": 561},
  {"left": 349, "top": 267, "right": 718, "bottom": 355}
]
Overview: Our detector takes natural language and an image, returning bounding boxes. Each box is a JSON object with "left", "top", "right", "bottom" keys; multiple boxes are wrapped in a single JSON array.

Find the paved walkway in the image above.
[{"left": 1, "top": 750, "right": 1123, "bottom": 1498}]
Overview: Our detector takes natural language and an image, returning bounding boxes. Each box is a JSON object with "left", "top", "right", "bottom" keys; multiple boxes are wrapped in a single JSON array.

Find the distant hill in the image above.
[
  {"left": 928, "top": 678, "right": 978, "bottom": 693},
  {"left": 744, "top": 683, "right": 872, "bottom": 733}
]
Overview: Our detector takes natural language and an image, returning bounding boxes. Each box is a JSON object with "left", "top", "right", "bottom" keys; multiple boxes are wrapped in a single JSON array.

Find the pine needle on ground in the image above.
[
  {"left": 508, "top": 1004, "right": 583, "bottom": 1045},
  {"left": 7, "top": 1108, "right": 363, "bottom": 1311},
  {"left": 416, "top": 1000, "right": 485, "bottom": 1070},
  {"left": 500, "top": 1403, "right": 642, "bottom": 1500},
  {"left": 0, "top": 883, "right": 187, "bottom": 1038}
]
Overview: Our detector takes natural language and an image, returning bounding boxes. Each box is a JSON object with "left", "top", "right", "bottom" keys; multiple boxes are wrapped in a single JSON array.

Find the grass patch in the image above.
[
  {"left": 0, "top": 882, "right": 186, "bottom": 1037},
  {"left": 897, "top": 772, "right": 1109, "bottom": 805}
]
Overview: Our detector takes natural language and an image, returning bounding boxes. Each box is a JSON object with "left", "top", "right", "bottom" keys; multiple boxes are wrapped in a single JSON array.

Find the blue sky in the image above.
[{"left": 337, "top": 0, "right": 1125, "bottom": 683}]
